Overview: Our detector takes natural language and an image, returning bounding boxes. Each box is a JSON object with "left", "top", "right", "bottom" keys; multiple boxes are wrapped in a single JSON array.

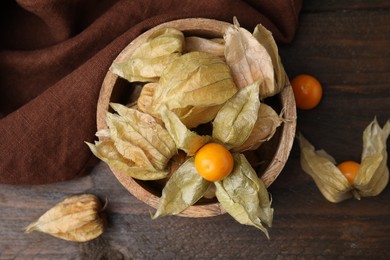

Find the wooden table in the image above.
[{"left": 1, "top": 1, "right": 389, "bottom": 259}]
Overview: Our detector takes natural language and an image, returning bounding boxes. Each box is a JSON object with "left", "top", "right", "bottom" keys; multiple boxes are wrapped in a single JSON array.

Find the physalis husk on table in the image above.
[
  {"left": 299, "top": 118, "right": 390, "bottom": 203},
  {"left": 25, "top": 194, "right": 107, "bottom": 242}
]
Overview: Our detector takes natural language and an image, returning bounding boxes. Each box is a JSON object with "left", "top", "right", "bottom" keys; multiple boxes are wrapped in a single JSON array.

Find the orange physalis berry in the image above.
[
  {"left": 194, "top": 143, "right": 234, "bottom": 182},
  {"left": 337, "top": 161, "right": 360, "bottom": 185},
  {"left": 291, "top": 74, "right": 323, "bottom": 110}
]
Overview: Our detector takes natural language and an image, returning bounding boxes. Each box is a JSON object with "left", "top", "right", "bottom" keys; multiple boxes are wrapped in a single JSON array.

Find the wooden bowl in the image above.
[{"left": 97, "top": 18, "right": 296, "bottom": 218}]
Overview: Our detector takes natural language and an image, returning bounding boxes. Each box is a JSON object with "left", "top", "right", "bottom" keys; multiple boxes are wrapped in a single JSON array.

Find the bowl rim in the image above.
[{"left": 96, "top": 18, "right": 297, "bottom": 218}]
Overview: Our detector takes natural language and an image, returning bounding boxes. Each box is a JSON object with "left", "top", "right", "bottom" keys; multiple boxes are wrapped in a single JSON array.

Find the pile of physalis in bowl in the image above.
[{"left": 86, "top": 17, "right": 296, "bottom": 238}]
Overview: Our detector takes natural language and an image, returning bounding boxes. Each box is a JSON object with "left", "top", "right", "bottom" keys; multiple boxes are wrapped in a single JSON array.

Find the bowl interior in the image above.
[{"left": 97, "top": 18, "right": 296, "bottom": 217}]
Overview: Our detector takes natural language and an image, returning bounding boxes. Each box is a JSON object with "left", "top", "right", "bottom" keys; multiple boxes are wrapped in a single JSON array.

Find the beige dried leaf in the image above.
[
  {"left": 25, "top": 194, "right": 106, "bottom": 242},
  {"left": 110, "top": 28, "right": 184, "bottom": 82},
  {"left": 298, "top": 134, "right": 353, "bottom": 203},
  {"left": 137, "top": 82, "right": 158, "bottom": 115},
  {"left": 160, "top": 105, "right": 211, "bottom": 156},
  {"left": 185, "top": 36, "right": 225, "bottom": 57},
  {"left": 114, "top": 53, "right": 181, "bottom": 83},
  {"left": 354, "top": 119, "right": 390, "bottom": 197},
  {"left": 152, "top": 51, "right": 237, "bottom": 128},
  {"left": 171, "top": 105, "right": 223, "bottom": 129},
  {"left": 253, "top": 24, "right": 286, "bottom": 97},
  {"left": 224, "top": 17, "right": 274, "bottom": 97},
  {"left": 107, "top": 113, "right": 157, "bottom": 170},
  {"left": 106, "top": 105, "right": 177, "bottom": 170},
  {"left": 212, "top": 81, "right": 260, "bottom": 150},
  {"left": 232, "top": 103, "right": 283, "bottom": 152},
  {"left": 298, "top": 119, "right": 390, "bottom": 203},
  {"left": 153, "top": 157, "right": 211, "bottom": 218},
  {"left": 86, "top": 141, "right": 169, "bottom": 180},
  {"left": 215, "top": 154, "right": 273, "bottom": 238},
  {"left": 131, "top": 28, "right": 184, "bottom": 59},
  {"left": 87, "top": 139, "right": 131, "bottom": 163},
  {"left": 138, "top": 82, "right": 223, "bottom": 128},
  {"left": 111, "top": 103, "right": 177, "bottom": 159}
]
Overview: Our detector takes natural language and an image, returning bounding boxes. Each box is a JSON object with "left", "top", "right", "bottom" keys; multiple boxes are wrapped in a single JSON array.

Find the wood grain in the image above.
[{"left": 1, "top": 0, "right": 390, "bottom": 259}]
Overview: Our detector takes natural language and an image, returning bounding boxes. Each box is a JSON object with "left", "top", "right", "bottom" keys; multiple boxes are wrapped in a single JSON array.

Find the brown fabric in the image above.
[{"left": 0, "top": 0, "right": 302, "bottom": 185}]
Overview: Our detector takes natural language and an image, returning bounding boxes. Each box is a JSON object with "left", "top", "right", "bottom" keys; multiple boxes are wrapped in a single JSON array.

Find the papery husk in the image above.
[
  {"left": 253, "top": 24, "right": 286, "bottom": 97},
  {"left": 106, "top": 105, "right": 176, "bottom": 171},
  {"left": 224, "top": 17, "right": 274, "bottom": 98},
  {"left": 232, "top": 103, "right": 283, "bottom": 152},
  {"left": 215, "top": 154, "right": 273, "bottom": 238},
  {"left": 153, "top": 158, "right": 211, "bottom": 218},
  {"left": 132, "top": 28, "right": 184, "bottom": 58},
  {"left": 106, "top": 115, "right": 155, "bottom": 170},
  {"left": 160, "top": 105, "right": 211, "bottom": 156},
  {"left": 354, "top": 119, "right": 390, "bottom": 197},
  {"left": 298, "top": 134, "right": 354, "bottom": 203},
  {"left": 152, "top": 51, "right": 237, "bottom": 129},
  {"left": 114, "top": 103, "right": 176, "bottom": 154},
  {"left": 171, "top": 104, "right": 223, "bottom": 129},
  {"left": 139, "top": 81, "right": 223, "bottom": 127},
  {"left": 110, "top": 102, "right": 176, "bottom": 159},
  {"left": 25, "top": 194, "right": 106, "bottom": 242},
  {"left": 111, "top": 53, "right": 181, "bottom": 83},
  {"left": 137, "top": 82, "right": 158, "bottom": 115},
  {"left": 87, "top": 139, "right": 133, "bottom": 166},
  {"left": 86, "top": 141, "right": 169, "bottom": 180},
  {"left": 212, "top": 81, "right": 260, "bottom": 150},
  {"left": 110, "top": 28, "right": 184, "bottom": 82},
  {"left": 299, "top": 119, "right": 390, "bottom": 203},
  {"left": 185, "top": 36, "right": 225, "bottom": 57}
]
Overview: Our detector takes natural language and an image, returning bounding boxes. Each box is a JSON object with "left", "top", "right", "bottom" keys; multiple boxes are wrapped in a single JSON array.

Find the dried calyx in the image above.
[
  {"left": 25, "top": 194, "right": 107, "bottom": 242},
  {"left": 299, "top": 118, "right": 390, "bottom": 203}
]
